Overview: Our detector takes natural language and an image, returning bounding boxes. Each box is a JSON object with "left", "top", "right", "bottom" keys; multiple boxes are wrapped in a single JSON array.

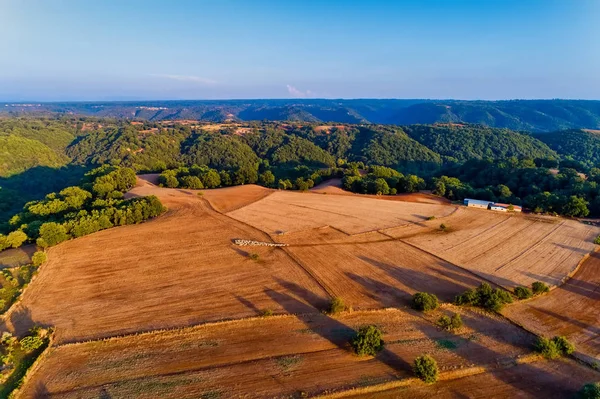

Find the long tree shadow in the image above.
[
  {"left": 358, "top": 256, "right": 479, "bottom": 302},
  {"left": 415, "top": 312, "right": 583, "bottom": 398},
  {"left": 522, "top": 270, "right": 600, "bottom": 301},
  {"left": 266, "top": 279, "right": 412, "bottom": 376},
  {"left": 529, "top": 306, "right": 600, "bottom": 340},
  {"left": 345, "top": 272, "right": 410, "bottom": 307}
]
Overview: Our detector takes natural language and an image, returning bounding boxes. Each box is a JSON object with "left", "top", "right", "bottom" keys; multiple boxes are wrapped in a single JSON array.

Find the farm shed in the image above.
[
  {"left": 464, "top": 198, "right": 494, "bottom": 209},
  {"left": 492, "top": 203, "right": 522, "bottom": 212}
]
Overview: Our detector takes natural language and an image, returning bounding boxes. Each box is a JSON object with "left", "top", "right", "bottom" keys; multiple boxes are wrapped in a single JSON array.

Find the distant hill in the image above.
[
  {"left": 3, "top": 99, "right": 600, "bottom": 132},
  {"left": 533, "top": 128, "right": 600, "bottom": 168}
]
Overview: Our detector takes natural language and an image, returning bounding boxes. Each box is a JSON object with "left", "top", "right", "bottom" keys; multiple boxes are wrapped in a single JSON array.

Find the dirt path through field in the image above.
[{"left": 1, "top": 176, "right": 329, "bottom": 343}]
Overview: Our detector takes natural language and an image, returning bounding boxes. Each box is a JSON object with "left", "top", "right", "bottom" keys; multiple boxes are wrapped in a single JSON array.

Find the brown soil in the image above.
[
  {"left": 310, "top": 179, "right": 451, "bottom": 205},
  {"left": 346, "top": 358, "right": 599, "bottom": 398},
  {"left": 2, "top": 178, "right": 327, "bottom": 343},
  {"left": 19, "top": 307, "right": 537, "bottom": 398},
  {"left": 403, "top": 208, "right": 599, "bottom": 288},
  {"left": 227, "top": 191, "right": 456, "bottom": 235},
  {"left": 503, "top": 250, "right": 600, "bottom": 363}
]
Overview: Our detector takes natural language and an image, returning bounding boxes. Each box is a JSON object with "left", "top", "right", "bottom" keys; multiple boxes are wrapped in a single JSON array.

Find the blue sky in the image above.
[{"left": 1, "top": 0, "right": 598, "bottom": 101}]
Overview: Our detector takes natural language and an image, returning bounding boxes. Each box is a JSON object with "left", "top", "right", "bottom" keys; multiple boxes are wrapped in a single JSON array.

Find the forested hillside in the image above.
[
  {"left": 4, "top": 99, "right": 600, "bottom": 132},
  {"left": 3, "top": 116, "right": 600, "bottom": 220},
  {"left": 533, "top": 129, "right": 600, "bottom": 168},
  {"left": 403, "top": 124, "right": 557, "bottom": 162}
]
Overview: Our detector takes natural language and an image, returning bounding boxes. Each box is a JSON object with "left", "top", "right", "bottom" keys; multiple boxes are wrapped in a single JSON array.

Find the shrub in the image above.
[
  {"left": 351, "top": 325, "right": 384, "bottom": 356},
  {"left": 327, "top": 297, "right": 346, "bottom": 315},
  {"left": 534, "top": 337, "right": 561, "bottom": 359},
  {"left": 31, "top": 251, "right": 47, "bottom": 267},
  {"left": 411, "top": 292, "right": 439, "bottom": 312},
  {"left": 439, "top": 223, "right": 447, "bottom": 231},
  {"left": 426, "top": 216, "right": 436, "bottom": 221},
  {"left": 454, "top": 289, "right": 478, "bottom": 306},
  {"left": 579, "top": 383, "right": 600, "bottom": 399},
  {"left": 249, "top": 253, "right": 259, "bottom": 261},
  {"left": 261, "top": 308, "right": 274, "bottom": 317},
  {"left": 436, "top": 313, "right": 463, "bottom": 331},
  {"left": 413, "top": 354, "right": 439, "bottom": 383},
  {"left": 20, "top": 335, "right": 44, "bottom": 352},
  {"left": 514, "top": 286, "right": 533, "bottom": 300},
  {"left": 454, "top": 283, "right": 513, "bottom": 311},
  {"left": 552, "top": 336, "right": 575, "bottom": 355},
  {"left": 436, "top": 315, "right": 452, "bottom": 331},
  {"left": 532, "top": 281, "right": 550, "bottom": 295},
  {"left": 450, "top": 313, "right": 463, "bottom": 330},
  {"left": 6, "top": 231, "right": 28, "bottom": 249},
  {"left": 595, "top": 235, "right": 600, "bottom": 245}
]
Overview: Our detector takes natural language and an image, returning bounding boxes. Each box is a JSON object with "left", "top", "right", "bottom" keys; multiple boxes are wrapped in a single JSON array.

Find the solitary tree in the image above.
[
  {"left": 351, "top": 325, "right": 384, "bottom": 356},
  {"left": 411, "top": 292, "right": 439, "bottom": 312},
  {"left": 413, "top": 355, "right": 439, "bottom": 383}
]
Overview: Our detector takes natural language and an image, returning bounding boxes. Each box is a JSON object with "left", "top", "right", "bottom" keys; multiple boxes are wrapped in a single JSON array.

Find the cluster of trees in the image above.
[
  {"left": 0, "top": 166, "right": 165, "bottom": 251},
  {"left": 454, "top": 283, "right": 513, "bottom": 311},
  {"left": 534, "top": 336, "right": 575, "bottom": 359},
  {"left": 342, "top": 165, "right": 426, "bottom": 195},
  {"left": 431, "top": 158, "right": 600, "bottom": 217},
  {"left": 7, "top": 118, "right": 600, "bottom": 220}
]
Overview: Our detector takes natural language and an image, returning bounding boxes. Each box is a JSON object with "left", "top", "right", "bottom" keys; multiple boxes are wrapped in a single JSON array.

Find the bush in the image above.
[
  {"left": 532, "top": 281, "right": 550, "bottom": 295},
  {"left": 31, "top": 251, "right": 47, "bottom": 267},
  {"left": 514, "top": 286, "right": 533, "bottom": 300},
  {"left": 261, "top": 308, "right": 274, "bottom": 317},
  {"left": 426, "top": 216, "right": 436, "bottom": 221},
  {"left": 454, "top": 283, "right": 513, "bottom": 311},
  {"left": 579, "top": 383, "right": 600, "bottom": 399},
  {"left": 450, "top": 313, "right": 463, "bottom": 330},
  {"left": 19, "top": 335, "right": 44, "bottom": 352},
  {"left": 327, "top": 297, "right": 346, "bottom": 315},
  {"left": 552, "top": 336, "right": 575, "bottom": 355},
  {"left": 351, "top": 325, "right": 384, "bottom": 356},
  {"left": 413, "top": 354, "right": 439, "bottom": 383},
  {"left": 439, "top": 223, "right": 447, "bottom": 231},
  {"left": 249, "top": 253, "right": 259, "bottom": 261},
  {"left": 534, "top": 337, "right": 561, "bottom": 359},
  {"left": 436, "top": 313, "right": 463, "bottom": 331},
  {"left": 594, "top": 235, "right": 600, "bottom": 245},
  {"left": 411, "top": 292, "right": 439, "bottom": 312},
  {"left": 454, "top": 289, "right": 478, "bottom": 306}
]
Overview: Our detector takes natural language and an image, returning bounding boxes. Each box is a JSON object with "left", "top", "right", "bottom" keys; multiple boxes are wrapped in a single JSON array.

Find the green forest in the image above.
[{"left": 2, "top": 117, "right": 600, "bottom": 222}]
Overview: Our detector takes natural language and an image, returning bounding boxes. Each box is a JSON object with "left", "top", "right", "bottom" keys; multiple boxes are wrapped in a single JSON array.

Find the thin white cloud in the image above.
[
  {"left": 150, "top": 74, "right": 217, "bottom": 85},
  {"left": 287, "top": 84, "right": 313, "bottom": 98}
]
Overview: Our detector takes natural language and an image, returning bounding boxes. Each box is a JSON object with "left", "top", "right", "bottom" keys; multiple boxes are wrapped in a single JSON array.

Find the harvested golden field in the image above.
[
  {"left": 310, "top": 179, "right": 450, "bottom": 205},
  {"left": 201, "top": 184, "right": 273, "bottom": 213},
  {"left": 345, "top": 358, "right": 599, "bottom": 399},
  {"left": 20, "top": 307, "right": 538, "bottom": 399},
  {"left": 283, "top": 228, "right": 483, "bottom": 309},
  {"left": 227, "top": 190, "right": 456, "bottom": 235},
  {"left": 2, "top": 178, "right": 327, "bottom": 343},
  {"left": 402, "top": 208, "right": 600, "bottom": 288},
  {"left": 503, "top": 251, "right": 600, "bottom": 363}
]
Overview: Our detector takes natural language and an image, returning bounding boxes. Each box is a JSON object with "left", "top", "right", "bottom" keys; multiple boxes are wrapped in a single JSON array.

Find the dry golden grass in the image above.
[
  {"left": 403, "top": 208, "right": 600, "bottom": 288},
  {"left": 343, "top": 358, "right": 599, "bottom": 398},
  {"left": 227, "top": 190, "right": 456, "bottom": 235},
  {"left": 20, "top": 307, "right": 538, "bottom": 398},
  {"left": 503, "top": 250, "right": 600, "bottom": 364},
  {"left": 2, "top": 178, "right": 328, "bottom": 343}
]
